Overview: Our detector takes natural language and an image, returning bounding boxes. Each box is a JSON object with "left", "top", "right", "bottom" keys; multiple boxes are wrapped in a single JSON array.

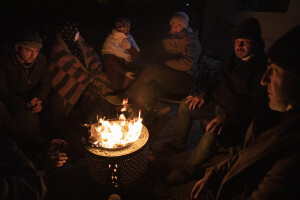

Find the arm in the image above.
[
  {"left": 165, "top": 42, "right": 201, "bottom": 72},
  {"left": 34, "top": 55, "right": 51, "bottom": 102},
  {"left": 126, "top": 35, "right": 140, "bottom": 62}
]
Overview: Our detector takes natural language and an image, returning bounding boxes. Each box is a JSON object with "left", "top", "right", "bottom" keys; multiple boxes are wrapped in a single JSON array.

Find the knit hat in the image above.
[
  {"left": 268, "top": 25, "right": 300, "bottom": 73},
  {"left": 234, "top": 18, "right": 262, "bottom": 40},
  {"left": 15, "top": 30, "right": 43, "bottom": 49},
  {"left": 115, "top": 17, "right": 131, "bottom": 30},
  {"left": 170, "top": 11, "right": 189, "bottom": 28}
]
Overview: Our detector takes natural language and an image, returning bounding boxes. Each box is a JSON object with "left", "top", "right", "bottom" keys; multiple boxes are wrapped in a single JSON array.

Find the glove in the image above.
[
  {"left": 125, "top": 72, "right": 135, "bottom": 80},
  {"left": 121, "top": 38, "right": 131, "bottom": 50}
]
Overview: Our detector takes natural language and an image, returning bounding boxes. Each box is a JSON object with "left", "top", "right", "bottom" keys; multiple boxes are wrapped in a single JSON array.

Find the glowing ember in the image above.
[{"left": 89, "top": 111, "right": 143, "bottom": 149}]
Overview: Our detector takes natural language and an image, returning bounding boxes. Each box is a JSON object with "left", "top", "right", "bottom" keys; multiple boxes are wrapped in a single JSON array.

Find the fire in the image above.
[
  {"left": 120, "top": 98, "right": 128, "bottom": 112},
  {"left": 89, "top": 111, "right": 143, "bottom": 149}
]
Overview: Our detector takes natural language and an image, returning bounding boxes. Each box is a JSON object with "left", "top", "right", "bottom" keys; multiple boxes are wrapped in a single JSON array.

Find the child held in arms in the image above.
[{"left": 101, "top": 17, "right": 140, "bottom": 91}]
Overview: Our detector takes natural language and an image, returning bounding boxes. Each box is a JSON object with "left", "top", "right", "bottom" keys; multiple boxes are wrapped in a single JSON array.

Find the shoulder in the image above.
[{"left": 36, "top": 53, "right": 47, "bottom": 64}]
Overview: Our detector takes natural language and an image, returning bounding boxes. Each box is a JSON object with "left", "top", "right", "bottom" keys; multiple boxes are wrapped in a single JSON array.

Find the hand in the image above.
[
  {"left": 191, "top": 177, "right": 208, "bottom": 199},
  {"left": 27, "top": 97, "right": 42, "bottom": 113},
  {"left": 125, "top": 71, "right": 135, "bottom": 80},
  {"left": 185, "top": 93, "right": 207, "bottom": 110},
  {"left": 45, "top": 139, "right": 68, "bottom": 169},
  {"left": 121, "top": 38, "right": 131, "bottom": 49},
  {"left": 206, "top": 114, "right": 226, "bottom": 135}
]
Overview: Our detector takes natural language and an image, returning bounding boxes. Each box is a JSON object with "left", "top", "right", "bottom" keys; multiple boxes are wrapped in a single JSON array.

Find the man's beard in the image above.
[{"left": 235, "top": 49, "right": 249, "bottom": 59}]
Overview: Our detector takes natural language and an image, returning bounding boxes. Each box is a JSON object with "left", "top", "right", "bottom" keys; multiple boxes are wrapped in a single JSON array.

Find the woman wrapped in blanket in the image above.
[{"left": 48, "top": 20, "right": 115, "bottom": 118}]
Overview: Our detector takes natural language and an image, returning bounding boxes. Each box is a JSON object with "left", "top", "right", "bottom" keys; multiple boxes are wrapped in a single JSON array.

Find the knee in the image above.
[{"left": 179, "top": 100, "right": 190, "bottom": 114}]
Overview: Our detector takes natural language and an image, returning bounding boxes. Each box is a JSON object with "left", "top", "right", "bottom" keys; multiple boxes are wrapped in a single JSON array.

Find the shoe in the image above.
[
  {"left": 155, "top": 106, "right": 171, "bottom": 117},
  {"left": 152, "top": 141, "right": 182, "bottom": 154},
  {"left": 166, "top": 166, "right": 194, "bottom": 186},
  {"left": 105, "top": 94, "right": 123, "bottom": 105}
]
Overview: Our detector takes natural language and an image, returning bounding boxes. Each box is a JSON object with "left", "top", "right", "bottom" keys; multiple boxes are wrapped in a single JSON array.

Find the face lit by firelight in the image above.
[{"left": 260, "top": 59, "right": 292, "bottom": 112}]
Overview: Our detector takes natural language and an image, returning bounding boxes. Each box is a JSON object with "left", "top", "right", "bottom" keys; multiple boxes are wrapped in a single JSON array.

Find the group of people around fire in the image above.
[{"left": 0, "top": 9, "right": 299, "bottom": 200}]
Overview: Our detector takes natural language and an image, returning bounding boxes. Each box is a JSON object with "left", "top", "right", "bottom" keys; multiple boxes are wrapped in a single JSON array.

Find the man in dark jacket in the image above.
[
  {"left": 157, "top": 18, "right": 268, "bottom": 185},
  {"left": 191, "top": 24, "right": 300, "bottom": 200},
  {"left": 106, "top": 11, "right": 202, "bottom": 114},
  {"left": 0, "top": 30, "right": 51, "bottom": 138}
]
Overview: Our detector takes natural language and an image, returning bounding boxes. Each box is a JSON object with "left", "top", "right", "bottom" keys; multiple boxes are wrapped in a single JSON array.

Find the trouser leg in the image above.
[
  {"left": 185, "top": 130, "right": 218, "bottom": 174},
  {"left": 126, "top": 64, "right": 193, "bottom": 109},
  {"left": 171, "top": 99, "right": 216, "bottom": 150}
]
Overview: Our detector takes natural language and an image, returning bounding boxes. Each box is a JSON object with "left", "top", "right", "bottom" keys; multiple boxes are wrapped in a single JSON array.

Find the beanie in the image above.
[
  {"left": 268, "top": 25, "right": 300, "bottom": 73},
  {"left": 170, "top": 11, "right": 189, "bottom": 28},
  {"left": 15, "top": 30, "right": 43, "bottom": 49},
  {"left": 115, "top": 17, "right": 131, "bottom": 29},
  {"left": 234, "top": 18, "right": 262, "bottom": 40}
]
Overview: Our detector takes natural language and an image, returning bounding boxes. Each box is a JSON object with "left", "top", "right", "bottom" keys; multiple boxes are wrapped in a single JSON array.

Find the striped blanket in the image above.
[{"left": 49, "top": 34, "right": 114, "bottom": 115}]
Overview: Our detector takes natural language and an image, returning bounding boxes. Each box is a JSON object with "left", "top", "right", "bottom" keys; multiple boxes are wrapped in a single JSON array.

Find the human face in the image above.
[
  {"left": 117, "top": 25, "right": 130, "bottom": 35},
  {"left": 170, "top": 22, "right": 184, "bottom": 34},
  {"left": 234, "top": 38, "right": 253, "bottom": 60},
  {"left": 260, "top": 60, "right": 291, "bottom": 112},
  {"left": 15, "top": 45, "right": 40, "bottom": 64}
]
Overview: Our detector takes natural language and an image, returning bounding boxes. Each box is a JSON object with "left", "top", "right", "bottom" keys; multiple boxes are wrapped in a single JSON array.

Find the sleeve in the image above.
[
  {"left": 0, "top": 137, "right": 47, "bottom": 200},
  {"left": 165, "top": 40, "right": 201, "bottom": 72},
  {"left": 35, "top": 55, "right": 51, "bottom": 102},
  {"left": 247, "top": 152, "right": 300, "bottom": 200}
]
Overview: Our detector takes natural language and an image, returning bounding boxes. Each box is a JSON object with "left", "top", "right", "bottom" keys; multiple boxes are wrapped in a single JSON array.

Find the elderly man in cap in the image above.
[
  {"left": 0, "top": 30, "right": 51, "bottom": 138},
  {"left": 106, "top": 11, "right": 202, "bottom": 115},
  {"left": 156, "top": 18, "right": 268, "bottom": 185},
  {"left": 191, "top": 24, "right": 300, "bottom": 200}
]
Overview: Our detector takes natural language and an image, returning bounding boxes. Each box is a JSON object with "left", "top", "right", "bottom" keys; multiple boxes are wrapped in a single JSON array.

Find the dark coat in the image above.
[
  {"left": 0, "top": 51, "right": 51, "bottom": 111},
  {"left": 198, "top": 110, "right": 300, "bottom": 199},
  {"left": 208, "top": 53, "right": 268, "bottom": 144}
]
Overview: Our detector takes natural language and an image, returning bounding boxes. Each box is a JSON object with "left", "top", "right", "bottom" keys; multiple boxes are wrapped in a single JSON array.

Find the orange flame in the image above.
[
  {"left": 120, "top": 98, "right": 128, "bottom": 112},
  {"left": 89, "top": 110, "right": 143, "bottom": 149}
]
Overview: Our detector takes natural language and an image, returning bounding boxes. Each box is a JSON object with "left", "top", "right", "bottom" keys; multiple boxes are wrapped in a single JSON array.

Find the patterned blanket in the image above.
[{"left": 49, "top": 34, "right": 114, "bottom": 115}]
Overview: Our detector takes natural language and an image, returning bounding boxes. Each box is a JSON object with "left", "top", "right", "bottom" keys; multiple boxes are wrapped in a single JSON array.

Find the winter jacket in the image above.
[
  {"left": 196, "top": 110, "right": 300, "bottom": 200},
  {"left": 162, "top": 28, "right": 202, "bottom": 76},
  {"left": 0, "top": 51, "right": 51, "bottom": 111},
  {"left": 101, "top": 29, "right": 140, "bottom": 63}
]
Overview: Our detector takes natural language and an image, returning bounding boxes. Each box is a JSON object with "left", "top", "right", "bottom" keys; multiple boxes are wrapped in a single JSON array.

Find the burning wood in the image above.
[{"left": 87, "top": 99, "right": 143, "bottom": 149}]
